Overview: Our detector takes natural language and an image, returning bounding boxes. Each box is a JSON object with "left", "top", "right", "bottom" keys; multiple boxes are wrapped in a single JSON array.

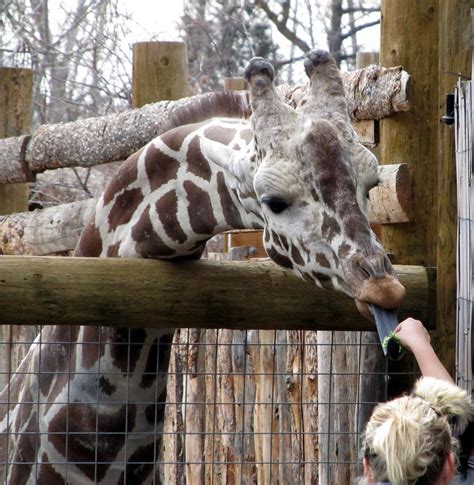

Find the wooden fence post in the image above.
[
  {"left": 436, "top": 0, "right": 472, "bottom": 377},
  {"left": 379, "top": 0, "right": 440, "bottom": 400},
  {"left": 0, "top": 68, "right": 31, "bottom": 214},
  {"left": 379, "top": 1, "right": 439, "bottom": 269},
  {"left": 0, "top": 67, "right": 34, "bottom": 389},
  {"left": 131, "top": 40, "right": 194, "bottom": 485},
  {"left": 132, "top": 41, "right": 189, "bottom": 107}
]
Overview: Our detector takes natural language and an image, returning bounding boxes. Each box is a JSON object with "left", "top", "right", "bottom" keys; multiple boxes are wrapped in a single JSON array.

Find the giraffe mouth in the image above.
[
  {"left": 354, "top": 299, "right": 375, "bottom": 323},
  {"left": 352, "top": 276, "right": 406, "bottom": 322}
]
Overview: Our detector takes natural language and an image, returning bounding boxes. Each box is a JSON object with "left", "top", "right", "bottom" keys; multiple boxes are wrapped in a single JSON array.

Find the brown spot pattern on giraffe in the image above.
[
  {"left": 145, "top": 387, "right": 167, "bottom": 426},
  {"left": 145, "top": 144, "right": 180, "bottom": 191},
  {"left": 240, "top": 128, "right": 253, "bottom": 144},
  {"left": 291, "top": 245, "right": 305, "bottom": 266},
  {"left": 14, "top": 392, "right": 34, "bottom": 441},
  {"left": 279, "top": 234, "right": 290, "bottom": 252},
  {"left": 75, "top": 221, "right": 102, "bottom": 257},
  {"left": 311, "top": 188, "right": 319, "bottom": 202},
  {"left": 156, "top": 191, "right": 188, "bottom": 244},
  {"left": 99, "top": 376, "right": 116, "bottom": 396},
  {"left": 160, "top": 121, "right": 208, "bottom": 152},
  {"left": 313, "top": 272, "right": 335, "bottom": 290},
  {"left": 38, "top": 453, "right": 67, "bottom": 482},
  {"left": 110, "top": 327, "right": 147, "bottom": 375},
  {"left": 81, "top": 326, "right": 105, "bottom": 370},
  {"left": 140, "top": 332, "right": 173, "bottom": 389},
  {"left": 37, "top": 327, "right": 79, "bottom": 403},
  {"left": 186, "top": 135, "right": 213, "bottom": 181},
  {"left": 102, "top": 149, "right": 142, "bottom": 206},
  {"left": 338, "top": 243, "right": 352, "bottom": 259},
  {"left": 203, "top": 125, "right": 237, "bottom": 145},
  {"left": 321, "top": 212, "right": 341, "bottom": 243},
  {"left": 266, "top": 246, "right": 294, "bottom": 269},
  {"left": 107, "top": 241, "right": 121, "bottom": 257},
  {"left": 48, "top": 403, "right": 136, "bottom": 481},
  {"left": 316, "top": 253, "right": 331, "bottom": 268},
  {"left": 10, "top": 426, "right": 35, "bottom": 485},
  {"left": 108, "top": 188, "right": 144, "bottom": 232},
  {"left": 119, "top": 441, "right": 160, "bottom": 484},
  {"left": 183, "top": 180, "right": 218, "bottom": 234},
  {"left": 217, "top": 172, "right": 244, "bottom": 228},
  {"left": 132, "top": 206, "right": 176, "bottom": 258}
]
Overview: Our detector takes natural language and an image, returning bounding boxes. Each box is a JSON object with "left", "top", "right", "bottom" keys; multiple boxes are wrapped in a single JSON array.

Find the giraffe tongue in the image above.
[{"left": 368, "top": 304, "right": 404, "bottom": 360}]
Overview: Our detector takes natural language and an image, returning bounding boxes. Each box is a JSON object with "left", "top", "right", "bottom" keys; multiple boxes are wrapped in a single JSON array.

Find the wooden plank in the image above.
[{"left": 0, "top": 256, "right": 434, "bottom": 331}]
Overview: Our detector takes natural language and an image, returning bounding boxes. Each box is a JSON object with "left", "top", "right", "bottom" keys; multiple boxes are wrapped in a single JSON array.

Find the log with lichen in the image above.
[
  {"left": 0, "top": 65, "right": 410, "bottom": 184},
  {"left": 0, "top": 164, "right": 412, "bottom": 256}
]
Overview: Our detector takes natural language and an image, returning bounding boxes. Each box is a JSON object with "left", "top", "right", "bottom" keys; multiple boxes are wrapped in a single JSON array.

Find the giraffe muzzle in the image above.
[{"left": 343, "top": 253, "right": 406, "bottom": 313}]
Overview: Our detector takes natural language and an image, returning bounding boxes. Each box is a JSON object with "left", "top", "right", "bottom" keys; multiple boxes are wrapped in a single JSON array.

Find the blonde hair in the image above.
[{"left": 362, "top": 377, "right": 474, "bottom": 485}]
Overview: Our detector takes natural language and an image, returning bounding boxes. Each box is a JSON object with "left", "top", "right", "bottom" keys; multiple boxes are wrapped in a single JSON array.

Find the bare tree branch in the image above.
[
  {"left": 341, "top": 19, "right": 380, "bottom": 41},
  {"left": 253, "top": 0, "right": 310, "bottom": 53},
  {"left": 342, "top": 7, "right": 380, "bottom": 14}
]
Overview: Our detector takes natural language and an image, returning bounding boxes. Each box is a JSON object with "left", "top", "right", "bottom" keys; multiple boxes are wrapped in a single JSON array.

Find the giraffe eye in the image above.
[{"left": 261, "top": 196, "right": 290, "bottom": 214}]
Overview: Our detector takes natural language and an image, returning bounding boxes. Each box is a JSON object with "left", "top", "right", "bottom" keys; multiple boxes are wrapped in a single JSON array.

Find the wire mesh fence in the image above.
[
  {"left": 455, "top": 79, "right": 473, "bottom": 392},
  {"left": 0, "top": 323, "right": 421, "bottom": 484}
]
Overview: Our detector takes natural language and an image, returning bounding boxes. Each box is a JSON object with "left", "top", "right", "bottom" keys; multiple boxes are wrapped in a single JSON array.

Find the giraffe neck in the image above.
[
  {"left": 77, "top": 118, "right": 263, "bottom": 261},
  {"left": 0, "top": 118, "right": 265, "bottom": 484}
]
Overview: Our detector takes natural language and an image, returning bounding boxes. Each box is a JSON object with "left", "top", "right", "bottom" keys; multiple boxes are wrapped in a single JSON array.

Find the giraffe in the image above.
[{"left": 0, "top": 49, "right": 405, "bottom": 484}]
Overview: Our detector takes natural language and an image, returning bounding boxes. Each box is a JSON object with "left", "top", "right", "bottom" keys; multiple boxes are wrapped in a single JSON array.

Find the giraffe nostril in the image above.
[
  {"left": 352, "top": 256, "right": 373, "bottom": 280},
  {"left": 383, "top": 254, "right": 393, "bottom": 274},
  {"left": 360, "top": 266, "right": 371, "bottom": 280}
]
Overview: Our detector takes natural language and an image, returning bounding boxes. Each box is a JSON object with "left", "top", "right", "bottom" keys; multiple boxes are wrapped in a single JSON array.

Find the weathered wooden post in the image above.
[
  {"left": 132, "top": 41, "right": 189, "bottom": 107},
  {"left": 436, "top": 0, "right": 472, "bottom": 377},
  {"left": 0, "top": 68, "right": 31, "bottom": 214},
  {"left": 0, "top": 67, "right": 34, "bottom": 388},
  {"left": 380, "top": 1, "right": 439, "bottom": 268},
  {"left": 379, "top": 0, "right": 440, "bottom": 401},
  {"left": 132, "top": 40, "right": 193, "bottom": 485}
]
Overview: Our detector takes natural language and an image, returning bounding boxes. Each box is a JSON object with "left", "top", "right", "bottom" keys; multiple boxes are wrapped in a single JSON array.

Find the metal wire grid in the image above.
[
  {"left": 0, "top": 324, "right": 421, "bottom": 484},
  {"left": 455, "top": 79, "right": 473, "bottom": 392}
]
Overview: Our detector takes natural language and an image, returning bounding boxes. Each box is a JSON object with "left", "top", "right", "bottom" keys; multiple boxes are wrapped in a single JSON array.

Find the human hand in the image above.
[{"left": 393, "top": 318, "right": 431, "bottom": 354}]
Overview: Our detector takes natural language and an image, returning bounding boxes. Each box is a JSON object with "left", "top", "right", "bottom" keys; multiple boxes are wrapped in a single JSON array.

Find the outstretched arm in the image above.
[{"left": 394, "top": 318, "right": 454, "bottom": 383}]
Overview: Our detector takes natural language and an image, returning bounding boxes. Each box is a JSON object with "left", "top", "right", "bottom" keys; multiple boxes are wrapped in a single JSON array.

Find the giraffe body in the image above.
[{"left": 0, "top": 50, "right": 405, "bottom": 484}]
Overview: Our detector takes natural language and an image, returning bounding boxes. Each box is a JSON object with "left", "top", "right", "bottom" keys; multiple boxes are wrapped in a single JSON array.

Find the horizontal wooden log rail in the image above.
[
  {"left": 0, "top": 66, "right": 410, "bottom": 184},
  {"left": 0, "top": 164, "right": 412, "bottom": 256},
  {"left": 0, "top": 256, "right": 435, "bottom": 330}
]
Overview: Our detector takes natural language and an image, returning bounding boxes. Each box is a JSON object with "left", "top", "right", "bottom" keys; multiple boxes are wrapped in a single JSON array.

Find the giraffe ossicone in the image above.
[{"left": 0, "top": 49, "right": 405, "bottom": 484}]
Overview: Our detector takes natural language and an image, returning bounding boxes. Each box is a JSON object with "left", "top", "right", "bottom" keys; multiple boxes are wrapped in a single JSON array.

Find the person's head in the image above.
[{"left": 362, "top": 377, "right": 474, "bottom": 485}]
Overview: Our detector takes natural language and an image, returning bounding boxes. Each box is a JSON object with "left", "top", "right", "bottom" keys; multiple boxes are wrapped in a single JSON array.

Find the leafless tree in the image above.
[
  {"left": 181, "top": 1, "right": 379, "bottom": 88},
  {"left": 252, "top": 0, "right": 380, "bottom": 68},
  {"left": 0, "top": 0, "right": 133, "bottom": 206},
  {"left": 1, "top": 0, "right": 132, "bottom": 125},
  {"left": 182, "top": 0, "right": 280, "bottom": 92}
]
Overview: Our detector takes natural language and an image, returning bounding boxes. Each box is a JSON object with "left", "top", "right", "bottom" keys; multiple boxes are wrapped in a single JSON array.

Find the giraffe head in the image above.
[{"left": 202, "top": 50, "right": 405, "bottom": 318}]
